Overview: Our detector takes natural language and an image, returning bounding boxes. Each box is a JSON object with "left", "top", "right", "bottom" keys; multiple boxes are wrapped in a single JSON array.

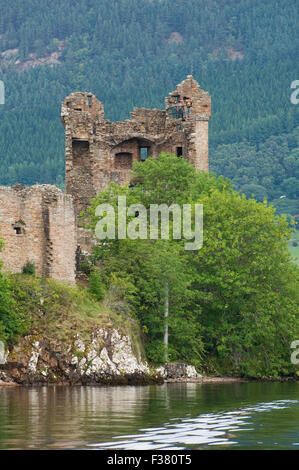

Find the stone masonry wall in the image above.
[
  {"left": 62, "top": 75, "right": 211, "bottom": 250},
  {"left": 0, "top": 185, "right": 76, "bottom": 284},
  {"left": 0, "top": 76, "right": 211, "bottom": 284}
]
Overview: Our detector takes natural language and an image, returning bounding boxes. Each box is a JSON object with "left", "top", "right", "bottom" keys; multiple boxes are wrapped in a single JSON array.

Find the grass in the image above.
[{"left": 9, "top": 274, "right": 145, "bottom": 360}]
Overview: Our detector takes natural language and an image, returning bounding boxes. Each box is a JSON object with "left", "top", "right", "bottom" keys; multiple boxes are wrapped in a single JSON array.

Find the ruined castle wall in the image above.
[
  {"left": 0, "top": 77, "right": 212, "bottom": 285},
  {"left": 62, "top": 76, "right": 211, "bottom": 252},
  {"left": 47, "top": 191, "right": 77, "bottom": 284},
  {"left": 0, "top": 186, "right": 45, "bottom": 277},
  {"left": 195, "top": 120, "right": 209, "bottom": 171},
  {"left": 165, "top": 75, "right": 211, "bottom": 170},
  {"left": 0, "top": 185, "right": 76, "bottom": 285}
]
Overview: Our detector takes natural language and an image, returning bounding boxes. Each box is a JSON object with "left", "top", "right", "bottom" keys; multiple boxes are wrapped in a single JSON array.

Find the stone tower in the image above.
[{"left": 61, "top": 76, "right": 211, "bottom": 249}]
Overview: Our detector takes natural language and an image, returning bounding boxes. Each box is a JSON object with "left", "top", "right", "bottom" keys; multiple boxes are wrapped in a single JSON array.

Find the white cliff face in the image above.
[
  {"left": 110, "top": 330, "right": 149, "bottom": 375},
  {"left": 0, "top": 328, "right": 201, "bottom": 385},
  {"left": 72, "top": 329, "right": 150, "bottom": 378},
  {"left": 0, "top": 328, "right": 151, "bottom": 385}
]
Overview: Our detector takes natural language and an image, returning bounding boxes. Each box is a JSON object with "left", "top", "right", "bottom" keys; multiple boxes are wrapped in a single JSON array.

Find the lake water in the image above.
[{"left": 0, "top": 382, "right": 298, "bottom": 450}]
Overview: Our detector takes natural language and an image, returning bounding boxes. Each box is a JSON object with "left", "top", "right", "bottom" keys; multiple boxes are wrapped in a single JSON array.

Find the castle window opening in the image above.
[
  {"left": 168, "top": 105, "right": 183, "bottom": 120},
  {"left": 72, "top": 139, "right": 90, "bottom": 167},
  {"left": 115, "top": 152, "right": 133, "bottom": 169},
  {"left": 176, "top": 147, "right": 183, "bottom": 157},
  {"left": 184, "top": 97, "right": 192, "bottom": 118},
  {"left": 140, "top": 147, "right": 149, "bottom": 161},
  {"left": 88, "top": 95, "right": 92, "bottom": 107},
  {"left": 13, "top": 223, "right": 24, "bottom": 235}
]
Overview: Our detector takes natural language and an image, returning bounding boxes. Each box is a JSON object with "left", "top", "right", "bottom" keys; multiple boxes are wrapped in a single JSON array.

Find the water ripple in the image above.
[{"left": 87, "top": 399, "right": 299, "bottom": 450}]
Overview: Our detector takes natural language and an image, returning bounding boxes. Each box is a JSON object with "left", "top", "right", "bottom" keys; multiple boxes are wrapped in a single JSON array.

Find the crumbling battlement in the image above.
[
  {"left": 0, "top": 184, "right": 76, "bottom": 284},
  {"left": 62, "top": 76, "right": 211, "bottom": 250}
]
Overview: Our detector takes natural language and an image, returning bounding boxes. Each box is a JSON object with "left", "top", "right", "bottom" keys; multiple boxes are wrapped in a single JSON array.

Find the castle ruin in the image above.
[
  {"left": 0, "top": 185, "right": 76, "bottom": 284},
  {"left": 0, "top": 76, "right": 211, "bottom": 283}
]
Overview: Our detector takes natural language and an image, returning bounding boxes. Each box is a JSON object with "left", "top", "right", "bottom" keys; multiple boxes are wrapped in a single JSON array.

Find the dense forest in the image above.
[{"left": 0, "top": 0, "right": 298, "bottom": 218}]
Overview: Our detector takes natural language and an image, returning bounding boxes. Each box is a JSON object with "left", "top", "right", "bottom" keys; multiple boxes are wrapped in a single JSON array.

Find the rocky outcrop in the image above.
[
  {"left": 0, "top": 329, "right": 203, "bottom": 386},
  {"left": 0, "top": 328, "right": 160, "bottom": 385},
  {"left": 156, "top": 362, "right": 202, "bottom": 381}
]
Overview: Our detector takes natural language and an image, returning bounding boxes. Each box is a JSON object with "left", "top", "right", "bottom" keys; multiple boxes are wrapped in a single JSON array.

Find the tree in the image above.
[
  {"left": 193, "top": 189, "right": 299, "bottom": 377},
  {"left": 84, "top": 154, "right": 205, "bottom": 365},
  {"left": 84, "top": 153, "right": 299, "bottom": 377}
]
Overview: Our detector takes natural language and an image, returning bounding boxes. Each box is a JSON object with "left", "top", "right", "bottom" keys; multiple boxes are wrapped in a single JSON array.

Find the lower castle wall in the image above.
[{"left": 0, "top": 185, "right": 76, "bottom": 285}]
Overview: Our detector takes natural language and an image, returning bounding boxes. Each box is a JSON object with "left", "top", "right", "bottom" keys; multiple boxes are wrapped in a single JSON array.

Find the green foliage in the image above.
[
  {"left": 85, "top": 154, "right": 299, "bottom": 377},
  {"left": 22, "top": 261, "right": 36, "bottom": 275},
  {"left": 0, "top": 240, "right": 29, "bottom": 343},
  {"left": 288, "top": 229, "right": 299, "bottom": 265},
  {"left": 88, "top": 268, "right": 105, "bottom": 301},
  {"left": 211, "top": 127, "right": 299, "bottom": 214},
  {"left": 7, "top": 274, "right": 133, "bottom": 343},
  {"left": 193, "top": 189, "right": 299, "bottom": 378},
  {"left": 0, "top": 273, "right": 25, "bottom": 342}
]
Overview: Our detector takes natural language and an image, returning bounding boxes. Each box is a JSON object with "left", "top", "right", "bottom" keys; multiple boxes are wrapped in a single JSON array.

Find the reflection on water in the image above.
[
  {"left": 90, "top": 399, "right": 298, "bottom": 450},
  {"left": 0, "top": 382, "right": 298, "bottom": 449}
]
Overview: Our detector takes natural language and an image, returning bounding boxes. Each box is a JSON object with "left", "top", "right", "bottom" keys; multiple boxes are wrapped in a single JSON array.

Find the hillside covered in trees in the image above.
[{"left": 0, "top": 0, "right": 298, "bottom": 219}]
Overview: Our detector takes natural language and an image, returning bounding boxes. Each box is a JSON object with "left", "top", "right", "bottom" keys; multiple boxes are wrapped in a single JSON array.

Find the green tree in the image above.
[
  {"left": 84, "top": 154, "right": 299, "bottom": 377},
  {"left": 193, "top": 189, "right": 299, "bottom": 377}
]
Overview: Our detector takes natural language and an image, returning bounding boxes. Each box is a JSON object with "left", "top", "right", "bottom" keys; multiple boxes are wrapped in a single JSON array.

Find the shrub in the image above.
[
  {"left": 89, "top": 268, "right": 105, "bottom": 301},
  {"left": 0, "top": 274, "right": 29, "bottom": 343},
  {"left": 22, "top": 261, "right": 36, "bottom": 275}
]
